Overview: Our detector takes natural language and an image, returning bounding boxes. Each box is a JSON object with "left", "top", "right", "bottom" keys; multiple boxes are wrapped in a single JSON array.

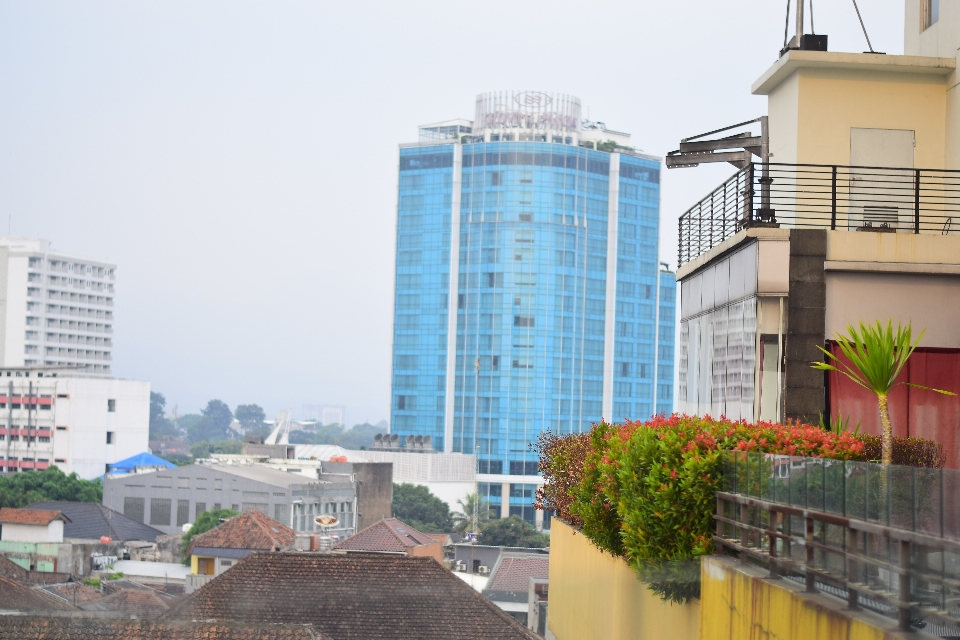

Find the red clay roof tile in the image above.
[
  {"left": 333, "top": 518, "right": 435, "bottom": 553},
  {"left": 0, "top": 507, "right": 68, "bottom": 525},
  {"left": 189, "top": 510, "right": 296, "bottom": 554}
]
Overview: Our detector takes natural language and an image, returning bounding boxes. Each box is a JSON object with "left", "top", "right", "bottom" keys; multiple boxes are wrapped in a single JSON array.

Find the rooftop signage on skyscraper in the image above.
[{"left": 474, "top": 91, "right": 581, "bottom": 134}]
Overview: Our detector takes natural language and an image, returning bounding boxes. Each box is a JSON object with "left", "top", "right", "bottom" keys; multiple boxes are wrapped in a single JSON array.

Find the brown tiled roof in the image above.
[
  {"left": 164, "top": 552, "right": 539, "bottom": 640},
  {"left": 0, "top": 576, "right": 77, "bottom": 612},
  {"left": 0, "top": 507, "right": 69, "bottom": 525},
  {"left": 484, "top": 554, "right": 550, "bottom": 594},
  {"left": 0, "top": 617, "right": 327, "bottom": 639},
  {"left": 333, "top": 518, "right": 435, "bottom": 553},
  {"left": 189, "top": 510, "right": 296, "bottom": 554},
  {"left": 0, "top": 556, "right": 72, "bottom": 585},
  {"left": 39, "top": 582, "right": 104, "bottom": 606},
  {"left": 424, "top": 533, "right": 452, "bottom": 545},
  {"left": 81, "top": 587, "right": 171, "bottom": 618}
]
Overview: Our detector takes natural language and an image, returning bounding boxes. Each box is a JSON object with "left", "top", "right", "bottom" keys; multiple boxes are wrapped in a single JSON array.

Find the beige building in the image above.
[{"left": 675, "top": 0, "right": 960, "bottom": 467}]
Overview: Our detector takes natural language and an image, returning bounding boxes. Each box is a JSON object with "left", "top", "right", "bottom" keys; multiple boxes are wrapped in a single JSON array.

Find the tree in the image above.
[
  {"left": 0, "top": 466, "right": 102, "bottom": 508},
  {"left": 812, "top": 321, "right": 954, "bottom": 464},
  {"left": 181, "top": 508, "right": 238, "bottom": 563},
  {"left": 187, "top": 400, "right": 233, "bottom": 444},
  {"left": 478, "top": 516, "right": 549, "bottom": 548},
  {"left": 149, "top": 392, "right": 178, "bottom": 439},
  {"left": 391, "top": 483, "right": 454, "bottom": 533},
  {"left": 336, "top": 423, "right": 380, "bottom": 450},
  {"left": 452, "top": 493, "right": 493, "bottom": 535},
  {"left": 190, "top": 441, "right": 212, "bottom": 459},
  {"left": 234, "top": 404, "right": 266, "bottom": 433}
]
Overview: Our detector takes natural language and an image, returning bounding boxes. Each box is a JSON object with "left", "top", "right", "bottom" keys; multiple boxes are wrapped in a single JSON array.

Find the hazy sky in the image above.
[{"left": 0, "top": 1, "right": 904, "bottom": 424}]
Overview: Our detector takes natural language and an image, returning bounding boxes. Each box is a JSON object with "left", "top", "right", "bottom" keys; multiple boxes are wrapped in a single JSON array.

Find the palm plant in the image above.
[
  {"left": 812, "top": 320, "right": 954, "bottom": 464},
  {"left": 452, "top": 493, "right": 493, "bottom": 535}
]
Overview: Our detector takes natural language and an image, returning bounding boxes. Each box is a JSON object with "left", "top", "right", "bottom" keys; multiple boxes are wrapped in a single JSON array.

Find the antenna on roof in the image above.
[
  {"left": 779, "top": 0, "right": 827, "bottom": 57},
  {"left": 850, "top": 0, "right": 880, "bottom": 54}
]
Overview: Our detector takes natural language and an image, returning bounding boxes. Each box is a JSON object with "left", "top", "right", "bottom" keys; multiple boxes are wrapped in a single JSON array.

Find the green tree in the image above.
[
  {"left": 336, "top": 423, "right": 380, "bottom": 449},
  {"left": 234, "top": 404, "right": 266, "bottom": 434},
  {"left": 0, "top": 466, "right": 102, "bottom": 508},
  {"left": 149, "top": 392, "right": 178, "bottom": 439},
  {"left": 181, "top": 508, "right": 239, "bottom": 563},
  {"left": 452, "top": 493, "right": 493, "bottom": 535},
  {"left": 478, "top": 515, "right": 550, "bottom": 548},
  {"left": 187, "top": 400, "right": 233, "bottom": 444},
  {"left": 391, "top": 483, "right": 454, "bottom": 533},
  {"left": 812, "top": 321, "right": 954, "bottom": 464},
  {"left": 189, "top": 441, "right": 212, "bottom": 459}
]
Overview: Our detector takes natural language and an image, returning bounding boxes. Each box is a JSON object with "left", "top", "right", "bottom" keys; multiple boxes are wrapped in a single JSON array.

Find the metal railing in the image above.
[
  {"left": 678, "top": 163, "right": 960, "bottom": 266},
  {"left": 714, "top": 451, "right": 960, "bottom": 635}
]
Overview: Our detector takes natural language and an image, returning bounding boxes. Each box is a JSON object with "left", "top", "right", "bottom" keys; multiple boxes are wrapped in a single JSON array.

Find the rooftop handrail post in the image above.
[
  {"left": 768, "top": 507, "right": 781, "bottom": 579},
  {"left": 915, "top": 169, "right": 921, "bottom": 234},
  {"left": 898, "top": 538, "right": 912, "bottom": 631},
  {"left": 805, "top": 516, "right": 816, "bottom": 593},
  {"left": 847, "top": 528, "right": 860, "bottom": 610},
  {"left": 716, "top": 495, "right": 724, "bottom": 546},
  {"left": 831, "top": 166, "right": 838, "bottom": 230}
]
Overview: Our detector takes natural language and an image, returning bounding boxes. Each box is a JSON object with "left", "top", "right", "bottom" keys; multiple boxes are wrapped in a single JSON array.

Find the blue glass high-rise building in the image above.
[{"left": 390, "top": 92, "right": 675, "bottom": 528}]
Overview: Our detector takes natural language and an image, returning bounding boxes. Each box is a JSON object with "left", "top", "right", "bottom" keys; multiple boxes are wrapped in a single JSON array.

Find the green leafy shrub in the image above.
[
  {"left": 82, "top": 578, "right": 100, "bottom": 589},
  {"left": 859, "top": 435, "right": 945, "bottom": 468},
  {"left": 181, "top": 509, "right": 239, "bottom": 563},
  {"left": 538, "top": 415, "right": 944, "bottom": 604}
]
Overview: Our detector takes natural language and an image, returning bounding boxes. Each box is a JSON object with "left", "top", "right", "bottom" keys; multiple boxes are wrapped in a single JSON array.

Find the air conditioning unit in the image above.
[
  {"left": 852, "top": 206, "right": 905, "bottom": 232},
  {"left": 455, "top": 561, "right": 467, "bottom": 571},
  {"left": 478, "top": 566, "right": 490, "bottom": 575}
]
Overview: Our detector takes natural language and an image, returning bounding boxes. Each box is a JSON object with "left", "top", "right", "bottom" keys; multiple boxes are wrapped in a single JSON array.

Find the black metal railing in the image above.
[
  {"left": 678, "top": 163, "right": 960, "bottom": 266},
  {"left": 715, "top": 451, "right": 960, "bottom": 635}
]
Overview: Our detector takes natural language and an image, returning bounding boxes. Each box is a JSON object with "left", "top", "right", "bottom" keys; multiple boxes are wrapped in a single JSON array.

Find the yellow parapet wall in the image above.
[
  {"left": 547, "top": 519, "right": 700, "bottom": 640},
  {"left": 700, "top": 555, "right": 935, "bottom": 640}
]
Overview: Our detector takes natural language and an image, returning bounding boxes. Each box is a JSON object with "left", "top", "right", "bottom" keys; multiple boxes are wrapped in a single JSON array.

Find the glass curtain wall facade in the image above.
[{"left": 391, "top": 137, "right": 675, "bottom": 526}]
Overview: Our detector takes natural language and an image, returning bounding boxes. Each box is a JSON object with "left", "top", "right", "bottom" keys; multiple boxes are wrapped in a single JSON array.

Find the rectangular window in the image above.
[
  {"left": 196, "top": 502, "right": 206, "bottom": 520},
  {"left": 150, "top": 498, "right": 171, "bottom": 526},
  {"left": 106, "top": 431, "right": 114, "bottom": 444},
  {"left": 619, "top": 362, "right": 631, "bottom": 377},
  {"left": 513, "top": 316, "right": 535, "bottom": 327},
  {"left": 488, "top": 171, "right": 501, "bottom": 186},
  {"left": 177, "top": 500, "right": 190, "bottom": 527},
  {"left": 924, "top": 0, "right": 939, "bottom": 29},
  {"left": 483, "top": 272, "right": 503, "bottom": 287},
  {"left": 124, "top": 497, "right": 145, "bottom": 523},
  {"left": 107, "top": 399, "right": 115, "bottom": 412},
  {"left": 515, "top": 230, "right": 534, "bottom": 243},
  {"left": 275, "top": 504, "right": 288, "bottom": 524}
]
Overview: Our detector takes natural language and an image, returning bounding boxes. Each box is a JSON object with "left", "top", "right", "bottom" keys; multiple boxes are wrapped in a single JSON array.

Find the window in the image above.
[
  {"left": 924, "top": 0, "right": 939, "bottom": 29},
  {"left": 619, "top": 362, "right": 631, "bottom": 377},
  {"left": 488, "top": 171, "right": 501, "bottom": 186},
  {"left": 150, "top": 498, "right": 171, "bottom": 526},
  {"left": 107, "top": 399, "right": 115, "bottom": 412},
  {"left": 124, "top": 497, "right": 145, "bottom": 523},
  {"left": 513, "top": 316, "right": 535, "bottom": 327},
  {"left": 177, "top": 500, "right": 190, "bottom": 526},
  {"left": 106, "top": 431, "right": 114, "bottom": 444},
  {"left": 275, "top": 504, "right": 288, "bottom": 524}
]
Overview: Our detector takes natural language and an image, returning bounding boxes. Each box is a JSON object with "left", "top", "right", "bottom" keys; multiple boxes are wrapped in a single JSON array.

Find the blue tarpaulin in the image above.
[{"left": 105, "top": 452, "right": 175, "bottom": 475}]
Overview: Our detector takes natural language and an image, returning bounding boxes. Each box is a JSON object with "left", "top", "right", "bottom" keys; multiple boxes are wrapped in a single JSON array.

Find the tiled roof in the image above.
[
  {"left": 189, "top": 510, "right": 296, "bottom": 554},
  {"left": 165, "top": 552, "right": 540, "bottom": 640},
  {"left": 484, "top": 554, "right": 550, "bottom": 595},
  {"left": 26, "top": 501, "right": 164, "bottom": 542},
  {"left": 333, "top": 518, "right": 435, "bottom": 553},
  {"left": 0, "top": 507, "right": 68, "bottom": 525},
  {"left": 0, "top": 576, "right": 77, "bottom": 612},
  {"left": 424, "top": 533, "right": 452, "bottom": 545},
  {"left": 0, "top": 556, "right": 72, "bottom": 585},
  {"left": 39, "top": 582, "right": 104, "bottom": 606},
  {"left": 0, "top": 617, "right": 328, "bottom": 639},
  {"left": 80, "top": 587, "right": 171, "bottom": 618}
]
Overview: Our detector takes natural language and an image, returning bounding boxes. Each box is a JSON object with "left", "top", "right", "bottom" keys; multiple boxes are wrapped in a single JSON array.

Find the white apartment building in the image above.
[
  {"left": 0, "top": 368, "right": 149, "bottom": 480},
  {"left": 0, "top": 237, "right": 116, "bottom": 375}
]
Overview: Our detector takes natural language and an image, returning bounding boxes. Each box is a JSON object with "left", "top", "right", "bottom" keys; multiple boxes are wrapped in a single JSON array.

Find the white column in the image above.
[
  {"left": 443, "top": 145, "right": 463, "bottom": 453},
  {"left": 602, "top": 155, "right": 621, "bottom": 420}
]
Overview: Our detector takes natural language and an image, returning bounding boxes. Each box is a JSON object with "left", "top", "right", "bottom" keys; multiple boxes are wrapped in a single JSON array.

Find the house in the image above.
[
  {"left": 79, "top": 587, "right": 171, "bottom": 619},
  {"left": 452, "top": 543, "right": 548, "bottom": 575},
  {"left": 0, "top": 508, "right": 69, "bottom": 544},
  {"left": 38, "top": 582, "right": 103, "bottom": 607},
  {"left": 102, "top": 460, "right": 390, "bottom": 537},
  {"left": 482, "top": 553, "right": 550, "bottom": 626},
  {"left": 0, "top": 508, "right": 70, "bottom": 573},
  {"left": 333, "top": 517, "right": 443, "bottom": 562},
  {"left": 163, "top": 552, "right": 541, "bottom": 640},
  {"left": 0, "top": 554, "right": 71, "bottom": 585},
  {"left": 25, "top": 501, "right": 165, "bottom": 543},
  {"left": 0, "top": 618, "right": 328, "bottom": 639},
  {"left": 0, "top": 576, "right": 77, "bottom": 614},
  {"left": 186, "top": 510, "right": 297, "bottom": 593}
]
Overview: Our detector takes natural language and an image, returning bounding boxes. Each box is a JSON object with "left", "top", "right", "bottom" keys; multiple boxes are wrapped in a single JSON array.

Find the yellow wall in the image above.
[
  {"left": 190, "top": 554, "right": 198, "bottom": 574},
  {"left": 826, "top": 229, "right": 960, "bottom": 265},
  {"left": 547, "top": 519, "right": 700, "bottom": 640},
  {"left": 795, "top": 68, "right": 947, "bottom": 168},
  {"left": 700, "top": 556, "right": 918, "bottom": 640}
]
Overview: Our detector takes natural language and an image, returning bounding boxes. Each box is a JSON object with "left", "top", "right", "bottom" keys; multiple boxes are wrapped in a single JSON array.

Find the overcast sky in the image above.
[{"left": 0, "top": 1, "right": 904, "bottom": 424}]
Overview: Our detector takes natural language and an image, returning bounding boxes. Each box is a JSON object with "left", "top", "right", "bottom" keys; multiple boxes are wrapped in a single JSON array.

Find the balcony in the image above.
[
  {"left": 716, "top": 451, "right": 960, "bottom": 635},
  {"left": 185, "top": 573, "right": 215, "bottom": 594},
  {"left": 678, "top": 162, "right": 960, "bottom": 266}
]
